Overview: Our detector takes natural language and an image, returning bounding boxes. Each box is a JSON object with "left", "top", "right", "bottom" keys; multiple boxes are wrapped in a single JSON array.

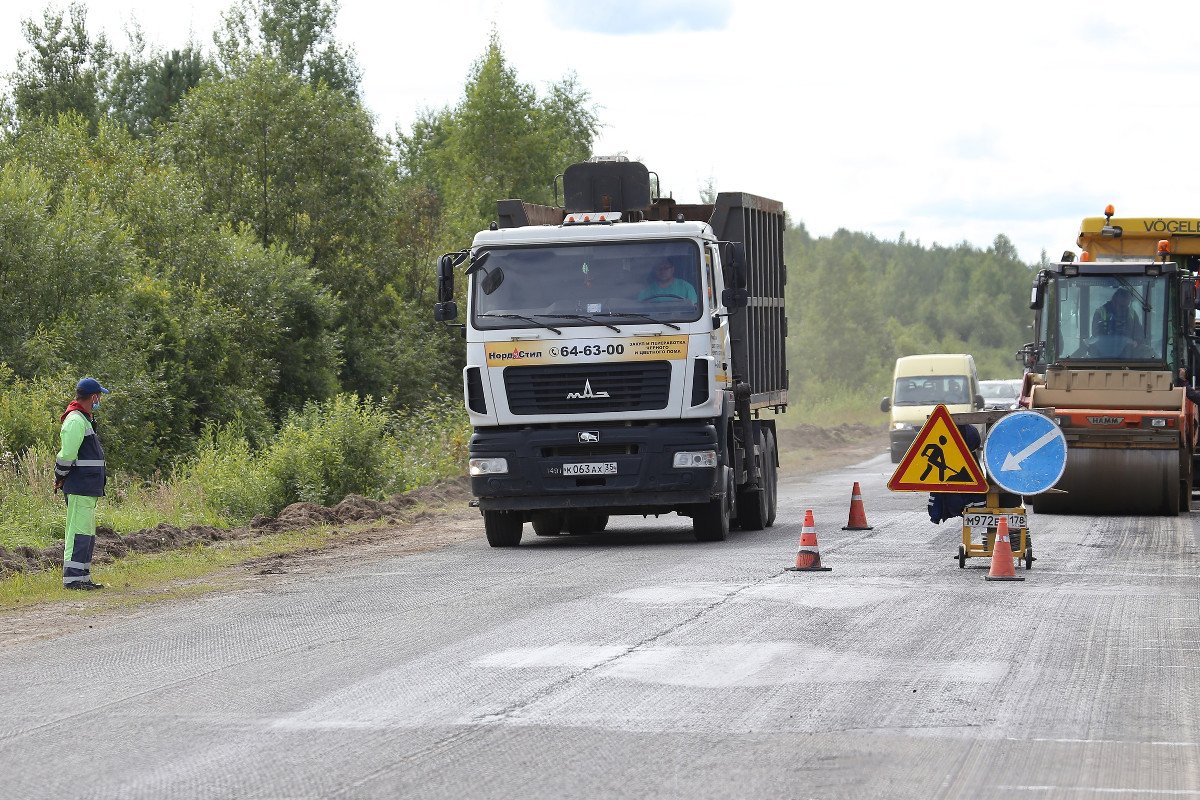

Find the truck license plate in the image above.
[
  {"left": 963, "top": 512, "right": 1026, "bottom": 530},
  {"left": 561, "top": 462, "right": 617, "bottom": 476}
]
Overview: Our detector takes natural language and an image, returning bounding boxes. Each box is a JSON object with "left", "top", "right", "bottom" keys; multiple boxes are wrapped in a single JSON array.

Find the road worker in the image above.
[{"left": 54, "top": 377, "right": 109, "bottom": 591}]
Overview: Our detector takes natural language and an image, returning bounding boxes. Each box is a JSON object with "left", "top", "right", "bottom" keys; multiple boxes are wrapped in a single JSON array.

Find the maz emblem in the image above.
[
  {"left": 578, "top": 431, "right": 600, "bottom": 443},
  {"left": 567, "top": 379, "right": 610, "bottom": 399}
]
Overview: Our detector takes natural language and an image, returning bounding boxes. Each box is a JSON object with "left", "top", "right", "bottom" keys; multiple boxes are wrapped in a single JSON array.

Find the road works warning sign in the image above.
[{"left": 887, "top": 404, "right": 987, "bottom": 493}]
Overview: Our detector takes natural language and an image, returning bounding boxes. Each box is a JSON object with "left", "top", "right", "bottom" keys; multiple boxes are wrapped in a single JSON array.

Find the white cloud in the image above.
[{"left": 3, "top": 0, "right": 1200, "bottom": 263}]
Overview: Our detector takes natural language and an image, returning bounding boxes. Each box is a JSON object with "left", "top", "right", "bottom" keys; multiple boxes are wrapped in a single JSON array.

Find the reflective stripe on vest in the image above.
[{"left": 74, "top": 460, "right": 105, "bottom": 467}]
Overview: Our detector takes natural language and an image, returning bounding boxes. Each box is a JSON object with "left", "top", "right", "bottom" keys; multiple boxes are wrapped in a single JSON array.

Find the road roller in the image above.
[{"left": 1017, "top": 206, "right": 1200, "bottom": 515}]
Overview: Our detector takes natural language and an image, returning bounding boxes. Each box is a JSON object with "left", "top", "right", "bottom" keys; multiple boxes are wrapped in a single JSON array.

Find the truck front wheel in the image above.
[
  {"left": 692, "top": 467, "right": 732, "bottom": 542},
  {"left": 483, "top": 510, "right": 523, "bottom": 547},
  {"left": 737, "top": 431, "right": 770, "bottom": 531}
]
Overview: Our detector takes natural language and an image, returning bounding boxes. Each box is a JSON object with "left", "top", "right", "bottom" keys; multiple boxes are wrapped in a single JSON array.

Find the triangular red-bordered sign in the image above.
[{"left": 887, "top": 404, "right": 986, "bottom": 493}]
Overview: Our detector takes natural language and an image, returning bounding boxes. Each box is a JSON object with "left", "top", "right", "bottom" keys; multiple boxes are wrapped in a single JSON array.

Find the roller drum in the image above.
[{"left": 1032, "top": 446, "right": 1179, "bottom": 516}]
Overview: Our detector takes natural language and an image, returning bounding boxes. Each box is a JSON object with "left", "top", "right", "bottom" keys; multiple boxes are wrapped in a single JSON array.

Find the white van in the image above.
[{"left": 880, "top": 354, "right": 983, "bottom": 463}]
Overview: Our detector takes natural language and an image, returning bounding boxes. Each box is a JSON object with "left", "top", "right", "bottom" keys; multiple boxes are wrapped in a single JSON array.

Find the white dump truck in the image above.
[{"left": 434, "top": 158, "right": 789, "bottom": 546}]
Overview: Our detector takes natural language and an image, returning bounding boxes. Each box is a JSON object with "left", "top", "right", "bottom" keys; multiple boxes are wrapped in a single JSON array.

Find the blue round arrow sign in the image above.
[{"left": 982, "top": 411, "right": 1068, "bottom": 495}]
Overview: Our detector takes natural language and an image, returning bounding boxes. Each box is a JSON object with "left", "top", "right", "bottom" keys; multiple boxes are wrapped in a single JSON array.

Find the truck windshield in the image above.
[
  {"left": 1044, "top": 275, "right": 1168, "bottom": 364},
  {"left": 472, "top": 240, "right": 703, "bottom": 330},
  {"left": 892, "top": 376, "right": 971, "bottom": 406}
]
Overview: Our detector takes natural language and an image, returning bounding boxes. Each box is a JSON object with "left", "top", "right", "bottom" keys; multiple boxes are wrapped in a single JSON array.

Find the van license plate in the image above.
[
  {"left": 963, "top": 513, "right": 1026, "bottom": 530},
  {"left": 562, "top": 462, "right": 617, "bottom": 476}
]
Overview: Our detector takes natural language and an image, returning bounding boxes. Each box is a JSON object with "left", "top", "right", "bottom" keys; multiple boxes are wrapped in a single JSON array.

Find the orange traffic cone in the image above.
[
  {"left": 787, "top": 509, "right": 832, "bottom": 572},
  {"left": 984, "top": 516, "right": 1025, "bottom": 582},
  {"left": 841, "top": 482, "right": 873, "bottom": 531}
]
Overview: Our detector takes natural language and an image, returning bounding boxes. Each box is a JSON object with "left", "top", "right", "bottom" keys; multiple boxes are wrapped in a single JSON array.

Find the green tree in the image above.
[
  {"left": 107, "top": 27, "right": 209, "bottom": 137},
  {"left": 10, "top": 3, "right": 111, "bottom": 130},
  {"left": 0, "top": 116, "right": 342, "bottom": 468},
  {"left": 395, "top": 33, "right": 599, "bottom": 242},
  {"left": 214, "top": 0, "right": 360, "bottom": 94}
]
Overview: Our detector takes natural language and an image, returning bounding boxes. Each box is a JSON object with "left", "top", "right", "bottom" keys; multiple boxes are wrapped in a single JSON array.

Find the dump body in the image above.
[
  {"left": 1021, "top": 215, "right": 1199, "bottom": 514},
  {"left": 439, "top": 159, "right": 788, "bottom": 545}
]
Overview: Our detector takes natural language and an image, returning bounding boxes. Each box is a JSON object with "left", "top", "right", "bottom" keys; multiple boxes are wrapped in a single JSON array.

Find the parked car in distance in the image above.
[{"left": 979, "top": 379, "right": 1022, "bottom": 411}]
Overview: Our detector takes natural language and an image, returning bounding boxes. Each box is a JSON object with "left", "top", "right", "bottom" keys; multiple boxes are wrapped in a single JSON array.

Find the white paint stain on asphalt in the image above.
[
  {"left": 613, "top": 583, "right": 740, "bottom": 604},
  {"left": 475, "top": 645, "right": 627, "bottom": 669},
  {"left": 615, "top": 580, "right": 908, "bottom": 610},
  {"left": 605, "top": 642, "right": 1006, "bottom": 688}
]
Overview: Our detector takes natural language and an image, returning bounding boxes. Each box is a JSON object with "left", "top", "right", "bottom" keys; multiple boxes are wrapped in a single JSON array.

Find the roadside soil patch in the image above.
[{"left": 0, "top": 478, "right": 472, "bottom": 578}]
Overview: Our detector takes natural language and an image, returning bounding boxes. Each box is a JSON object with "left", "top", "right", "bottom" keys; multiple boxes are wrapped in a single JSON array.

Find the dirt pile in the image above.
[
  {"left": 0, "top": 477, "right": 471, "bottom": 577},
  {"left": 779, "top": 422, "right": 881, "bottom": 450}
]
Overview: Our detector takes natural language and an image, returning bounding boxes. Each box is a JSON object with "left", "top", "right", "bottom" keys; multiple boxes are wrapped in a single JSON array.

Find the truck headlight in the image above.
[
  {"left": 1148, "top": 418, "right": 1167, "bottom": 428},
  {"left": 673, "top": 450, "right": 717, "bottom": 468},
  {"left": 892, "top": 422, "right": 914, "bottom": 431},
  {"left": 469, "top": 457, "right": 509, "bottom": 476}
]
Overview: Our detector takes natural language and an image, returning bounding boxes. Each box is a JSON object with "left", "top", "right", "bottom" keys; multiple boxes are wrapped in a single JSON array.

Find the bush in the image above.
[
  {"left": 0, "top": 366, "right": 65, "bottom": 456},
  {"left": 387, "top": 394, "right": 469, "bottom": 492},
  {"left": 0, "top": 442, "right": 66, "bottom": 549},
  {"left": 263, "top": 394, "right": 395, "bottom": 507},
  {"left": 175, "top": 421, "right": 279, "bottom": 523}
]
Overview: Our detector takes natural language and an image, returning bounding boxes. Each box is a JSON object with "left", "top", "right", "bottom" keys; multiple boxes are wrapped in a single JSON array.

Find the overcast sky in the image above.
[{"left": 3, "top": 0, "right": 1199, "bottom": 264}]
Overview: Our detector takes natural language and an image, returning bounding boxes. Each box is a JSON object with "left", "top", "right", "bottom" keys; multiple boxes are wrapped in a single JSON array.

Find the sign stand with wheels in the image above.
[{"left": 956, "top": 409, "right": 1068, "bottom": 571}]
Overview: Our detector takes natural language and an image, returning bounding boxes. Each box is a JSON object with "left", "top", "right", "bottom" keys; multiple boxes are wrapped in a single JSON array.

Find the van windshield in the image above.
[{"left": 893, "top": 375, "right": 970, "bottom": 406}]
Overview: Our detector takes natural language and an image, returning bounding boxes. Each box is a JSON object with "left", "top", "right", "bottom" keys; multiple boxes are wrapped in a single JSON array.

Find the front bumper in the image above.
[{"left": 470, "top": 422, "right": 720, "bottom": 513}]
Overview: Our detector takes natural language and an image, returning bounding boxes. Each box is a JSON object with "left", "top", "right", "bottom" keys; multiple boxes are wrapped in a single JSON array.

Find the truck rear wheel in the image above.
[
  {"left": 693, "top": 467, "right": 731, "bottom": 542},
  {"left": 764, "top": 429, "right": 778, "bottom": 527},
  {"left": 531, "top": 512, "right": 563, "bottom": 536},
  {"left": 737, "top": 431, "right": 769, "bottom": 531},
  {"left": 483, "top": 510, "right": 523, "bottom": 547}
]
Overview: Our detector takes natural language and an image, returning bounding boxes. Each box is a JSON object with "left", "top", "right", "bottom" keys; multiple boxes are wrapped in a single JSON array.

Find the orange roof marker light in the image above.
[
  {"left": 1101, "top": 204, "right": 1123, "bottom": 238},
  {"left": 1079, "top": 250, "right": 1093, "bottom": 262}
]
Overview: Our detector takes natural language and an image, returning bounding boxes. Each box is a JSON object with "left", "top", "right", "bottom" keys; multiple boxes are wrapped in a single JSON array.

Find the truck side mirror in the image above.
[
  {"left": 721, "top": 287, "right": 748, "bottom": 309},
  {"left": 434, "top": 301, "right": 458, "bottom": 322},
  {"left": 880, "top": 397, "right": 891, "bottom": 412},
  {"left": 436, "top": 254, "right": 455, "bottom": 303},
  {"left": 722, "top": 242, "right": 747, "bottom": 289},
  {"left": 974, "top": 394, "right": 985, "bottom": 410}
]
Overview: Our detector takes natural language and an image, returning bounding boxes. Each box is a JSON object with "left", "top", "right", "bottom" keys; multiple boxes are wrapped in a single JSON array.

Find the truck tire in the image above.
[
  {"left": 531, "top": 512, "right": 563, "bottom": 536},
  {"left": 737, "top": 431, "right": 769, "bottom": 531},
  {"left": 483, "top": 510, "right": 523, "bottom": 547},
  {"left": 693, "top": 467, "right": 731, "bottom": 542},
  {"left": 565, "top": 513, "right": 608, "bottom": 535},
  {"left": 764, "top": 428, "right": 779, "bottom": 527}
]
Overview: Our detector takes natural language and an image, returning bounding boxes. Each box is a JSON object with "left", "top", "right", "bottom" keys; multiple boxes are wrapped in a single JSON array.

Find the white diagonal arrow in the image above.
[{"left": 1001, "top": 429, "right": 1060, "bottom": 471}]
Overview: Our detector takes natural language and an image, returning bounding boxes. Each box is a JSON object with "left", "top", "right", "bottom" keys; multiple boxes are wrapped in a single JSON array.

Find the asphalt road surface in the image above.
[{"left": 3, "top": 453, "right": 1200, "bottom": 799}]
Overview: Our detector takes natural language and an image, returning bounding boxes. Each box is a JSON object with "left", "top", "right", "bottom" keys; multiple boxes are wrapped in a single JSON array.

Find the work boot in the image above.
[{"left": 65, "top": 580, "right": 104, "bottom": 591}]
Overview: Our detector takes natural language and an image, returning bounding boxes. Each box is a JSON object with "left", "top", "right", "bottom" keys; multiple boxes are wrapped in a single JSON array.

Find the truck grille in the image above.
[{"left": 504, "top": 362, "right": 671, "bottom": 415}]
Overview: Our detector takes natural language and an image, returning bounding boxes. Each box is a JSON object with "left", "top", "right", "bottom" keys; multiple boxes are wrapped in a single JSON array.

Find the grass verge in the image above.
[{"left": 0, "top": 524, "right": 341, "bottom": 613}]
